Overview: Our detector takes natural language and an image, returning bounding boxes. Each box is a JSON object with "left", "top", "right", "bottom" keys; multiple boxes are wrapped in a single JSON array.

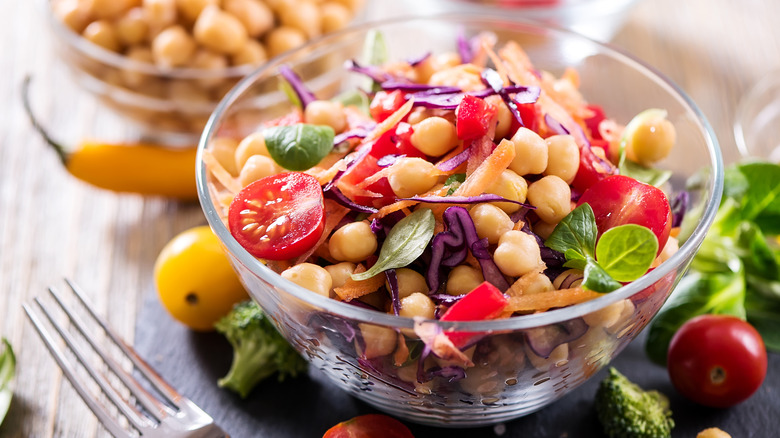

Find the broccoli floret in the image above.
[
  {"left": 215, "top": 300, "right": 308, "bottom": 398},
  {"left": 595, "top": 367, "right": 674, "bottom": 438}
]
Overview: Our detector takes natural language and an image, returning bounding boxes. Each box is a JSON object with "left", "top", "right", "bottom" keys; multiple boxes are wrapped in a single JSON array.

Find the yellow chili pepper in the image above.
[{"left": 22, "top": 77, "right": 198, "bottom": 201}]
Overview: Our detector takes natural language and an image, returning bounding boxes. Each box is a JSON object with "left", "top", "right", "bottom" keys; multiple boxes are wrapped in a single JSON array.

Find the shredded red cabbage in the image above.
[
  {"left": 670, "top": 190, "right": 689, "bottom": 228},
  {"left": 524, "top": 318, "right": 588, "bottom": 358},
  {"left": 407, "top": 52, "right": 431, "bottom": 67},
  {"left": 409, "top": 83, "right": 539, "bottom": 111},
  {"left": 370, "top": 210, "right": 406, "bottom": 241},
  {"left": 345, "top": 59, "right": 398, "bottom": 84},
  {"left": 421, "top": 365, "right": 467, "bottom": 383},
  {"left": 436, "top": 147, "right": 470, "bottom": 171},
  {"left": 457, "top": 28, "right": 473, "bottom": 64},
  {"left": 403, "top": 193, "right": 532, "bottom": 207},
  {"left": 381, "top": 81, "right": 461, "bottom": 94},
  {"left": 376, "top": 154, "right": 405, "bottom": 167},
  {"left": 307, "top": 312, "right": 364, "bottom": 353},
  {"left": 333, "top": 126, "right": 372, "bottom": 146},
  {"left": 427, "top": 206, "right": 511, "bottom": 293},
  {"left": 480, "top": 68, "right": 542, "bottom": 127},
  {"left": 544, "top": 113, "right": 570, "bottom": 136},
  {"left": 279, "top": 65, "right": 316, "bottom": 109},
  {"left": 321, "top": 151, "right": 379, "bottom": 214},
  {"left": 385, "top": 269, "right": 401, "bottom": 316}
]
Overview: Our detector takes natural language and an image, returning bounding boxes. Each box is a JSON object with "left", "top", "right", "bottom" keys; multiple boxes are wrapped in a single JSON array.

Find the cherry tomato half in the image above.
[
  {"left": 228, "top": 172, "right": 325, "bottom": 260},
  {"left": 577, "top": 175, "right": 672, "bottom": 254},
  {"left": 570, "top": 143, "right": 618, "bottom": 193},
  {"left": 322, "top": 414, "right": 414, "bottom": 438},
  {"left": 370, "top": 90, "right": 406, "bottom": 122},
  {"left": 667, "top": 315, "right": 767, "bottom": 408}
]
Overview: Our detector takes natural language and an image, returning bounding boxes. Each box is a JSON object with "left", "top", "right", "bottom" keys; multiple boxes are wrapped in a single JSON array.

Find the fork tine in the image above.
[
  {"left": 47, "top": 286, "right": 172, "bottom": 421},
  {"left": 65, "top": 278, "right": 183, "bottom": 406},
  {"left": 29, "top": 296, "right": 153, "bottom": 432},
  {"left": 23, "top": 303, "right": 130, "bottom": 438}
]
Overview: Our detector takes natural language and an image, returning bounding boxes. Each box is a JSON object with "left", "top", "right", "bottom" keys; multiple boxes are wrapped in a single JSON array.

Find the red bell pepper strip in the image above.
[
  {"left": 455, "top": 95, "right": 497, "bottom": 140},
  {"left": 440, "top": 281, "right": 509, "bottom": 347}
]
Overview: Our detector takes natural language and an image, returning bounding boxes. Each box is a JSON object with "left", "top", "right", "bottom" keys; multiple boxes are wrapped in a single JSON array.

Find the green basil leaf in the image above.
[
  {"left": 596, "top": 224, "right": 658, "bottom": 282},
  {"left": 332, "top": 90, "right": 370, "bottom": 116},
  {"left": 620, "top": 159, "right": 672, "bottom": 187},
  {"left": 545, "top": 203, "right": 597, "bottom": 258},
  {"left": 562, "top": 249, "right": 587, "bottom": 271},
  {"left": 0, "top": 338, "right": 15, "bottom": 426},
  {"left": 645, "top": 272, "right": 746, "bottom": 365},
  {"left": 263, "top": 124, "right": 335, "bottom": 171},
  {"left": 582, "top": 257, "right": 623, "bottom": 292},
  {"left": 351, "top": 209, "right": 435, "bottom": 281},
  {"left": 735, "top": 162, "right": 780, "bottom": 233}
]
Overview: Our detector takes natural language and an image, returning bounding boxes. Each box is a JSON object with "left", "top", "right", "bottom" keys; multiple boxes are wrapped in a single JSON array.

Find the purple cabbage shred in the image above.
[
  {"left": 420, "top": 365, "right": 466, "bottom": 383},
  {"left": 376, "top": 154, "right": 405, "bottom": 167},
  {"left": 670, "top": 191, "right": 690, "bottom": 228},
  {"left": 385, "top": 269, "right": 401, "bottom": 316},
  {"left": 436, "top": 147, "right": 471, "bottom": 171},
  {"left": 544, "top": 114, "right": 570, "bottom": 136},
  {"left": 407, "top": 52, "right": 431, "bottom": 67},
  {"left": 333, "top": 126, "right": 372, "bottom": 146},
  {"left": 457, "top": 29, "right": 473, "bottom": 64},
  {"left": 524, "top": 318, "right": 588, "bottom": 358},
  {"left": 279, "top": 65, "right": 316, "bottom": 109},
  {"left": 381, "top": 81, "right": 461, "bottom": 94},
  {"left": 427, "top": 206, "right": 511, "bottom": 293},
  {"left": 402, "top": 193, "right": 532, "bottom": 207}
]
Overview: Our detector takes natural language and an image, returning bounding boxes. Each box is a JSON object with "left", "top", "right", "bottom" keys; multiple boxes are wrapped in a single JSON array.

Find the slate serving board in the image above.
[{"left": 134, "top": 290, "right": 779, "bottom": 438}]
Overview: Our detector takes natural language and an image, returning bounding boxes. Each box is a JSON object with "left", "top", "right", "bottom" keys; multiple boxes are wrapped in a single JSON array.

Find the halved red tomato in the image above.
[
  {"left": 228, "top": 172, "right": 325, "bottom": 260},
  {"left": 577, "top": 175, "right": 672, "bottom": 254},
  {"left": 369, "top": 90, "right": 406, "bottom": 122},
  {"left": 571, "top": 143, "right": 618, "bottom": 193},
  {"left": 339, "top": 153, "right": 396, "bottom": 208}
]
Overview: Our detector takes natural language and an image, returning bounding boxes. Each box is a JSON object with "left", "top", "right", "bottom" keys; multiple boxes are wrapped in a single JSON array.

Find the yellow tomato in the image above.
[{"left": 154, "top": 225, "right": 248, "bottom": 331}]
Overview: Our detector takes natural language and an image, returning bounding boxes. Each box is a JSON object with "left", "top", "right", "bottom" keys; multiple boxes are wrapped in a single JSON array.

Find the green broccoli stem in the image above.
[{"left": 217, "top": 350, "right": 279, "bottom": 399}]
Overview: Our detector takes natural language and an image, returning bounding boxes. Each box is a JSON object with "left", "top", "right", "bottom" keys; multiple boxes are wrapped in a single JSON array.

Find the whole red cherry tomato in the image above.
[
  {"left": 577, "top": 175, "right": 672, "bottom": 254},
  {"left": 667, "top": 314, "right": 767, "bottom": 408},
  {"left": 322, "top": 414, "right": 414, "bottom": 438},
  {"left": 228, "top": 172, "right": 325, "bottom": 260}
]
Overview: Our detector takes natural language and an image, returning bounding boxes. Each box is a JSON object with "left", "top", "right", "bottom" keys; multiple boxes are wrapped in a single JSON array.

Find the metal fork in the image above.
[{"left": 23, "top": 279, "right": 229, "bottom": 438}]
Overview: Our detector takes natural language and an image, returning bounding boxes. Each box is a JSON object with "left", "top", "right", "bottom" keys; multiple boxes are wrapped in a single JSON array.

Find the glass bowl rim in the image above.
[{"left": 197, "top": 13, "right": 724, "bottom": 331}]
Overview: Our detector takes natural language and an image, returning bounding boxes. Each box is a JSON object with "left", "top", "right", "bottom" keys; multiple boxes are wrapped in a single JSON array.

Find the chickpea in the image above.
[
  {"left": 544, "top": 135, "right": 580, "bottom": 183},
  {"left": 526, "top": 175, "right": 571, "bottom": 224},
  {"left": 115, "top": 7, "right": 148, "bottom": 47},
  {"left": 82, "top": 20, "right": 122, "bottom": 52},
  {"left": 531, "top": 219, "right": 557, "bottom": 240},
  {"left": 583, "top": 299, "right": 630, "bottom": 330},
  {"left": 470, "top": 203, "right": 514, "bottom": 245},
  {"left": 265, "top": 26, "right": 307, "bottom": 58},
  {"left": 486, "top": 168, "right": 528, "bottom": 214},
  {"left": 193, "top": 5, "right": 249, "bottom": 55},
  {"left": 278, "top": 0, "right": 322, "bottom": 39},
  {"left": 508, "top": 127, "right": 548, "bottom": 176},
  {"left": 508, "top": 270, "right": 553, "bottom": 297},
  {"left": 281, "top": 263, "right": 332, "bottom": 297},
  {"left": 399, "top": 292, "right": 436, "bottom": 319},
  {"left": 429, "top": 64, "right": 484, "bottom": 91},
  {"left": 328, "top": 221, "right": 378, "bottom": 263},
  {"left": 175, "top": 0, "right": 218, "bottom": 23},
  {"left": 406, "top": 108, "right": 432, "bottom": 126},
  {"left": 151, "top": 25, "right": 197, "bottom": 68},
  {"left": 446, "top": 265, "right": 484, "bottom": 296},
  {"left": 494, "top": 230, "right": 544, "bottom": 277},
  {"left": 652, "top": 236, "right": 679, "bottom": 268},
  {"left": 389, "top": 268, "right": 428, "bottom": 299},
  {"left": 55, "top": 0, "right": 91, "bottom": 33},
  {"left": 142, "top": 0, "right": 177, "bottom": 35},
  {"left": 626, "top": 116, "right": 676, "bottom": 166},
  {"left": 235, "top": 132, "right": 270, "bottom": 170},
  {"left": 325, "top": 262, "right": 356, "bottom": 289},
  {"left": 238, "top": 155, "right": 278, "bottom": 186},
  {"left": 209, "top": 137, "right": 240, "bottom": 176},
  {"left": 304, "top": 100, "right": 347, "bottom": 133},
  {"left": 120, "top": 46, "right": 154, "bottom": 88},
  {"left": 410, "top": 116, "right": 458, "bottom": 157},
  {"left": 358, "top": 323, "right": 397, "bottom": 359},
  {"left": 526, "top": 342, "right": 568, "bottom": 371},
  {"left": 486, "top": 95, "right": 512, "bottom": 139},
  {"left": 224, "top": 0, "right": 274, "bottom": 38},
  {"left": 189, "top": 48, "right": 229, "bottom": 88},
  {"left": 387, "top": 158, "right": 439, "bottom": 198},
  {"left": 87, "top": 0, "right": 137, "bottom": 20},
  {"left": 319, "top": 1, "right": 352, "bottom": 33},
  {"left": 231, "top": 39, "right": 268, "bottom": 66}
]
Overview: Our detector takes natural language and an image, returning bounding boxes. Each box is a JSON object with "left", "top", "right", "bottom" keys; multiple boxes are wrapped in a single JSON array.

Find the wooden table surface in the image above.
[{"left": 1, "top": 0, "right": 778, "bottom": 436}]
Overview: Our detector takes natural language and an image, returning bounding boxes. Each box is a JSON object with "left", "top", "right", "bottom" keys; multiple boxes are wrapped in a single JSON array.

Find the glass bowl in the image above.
[
  {"left": 197, "top": 14, "right": 723, "bottom": 427},
  {"left": 734, "top": 71, "right": 780, "bottom": 163},
  {"left": 42, "top": 0, "right": 364, "bottom": 145},
  {"left": 393, "top": 0, "right": 641, "bottom": 42}
]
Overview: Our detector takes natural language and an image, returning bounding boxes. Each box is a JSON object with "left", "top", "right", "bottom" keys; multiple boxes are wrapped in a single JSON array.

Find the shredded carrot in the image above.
[
  {"left": 453, "top": 138, "right": 515, "bottom": 198},
  {"left": 506, "top": 287, "right": 603, "bottom": 312},
  {"left": 466, "top": 136, "right": 496, "bottom": 175},
  {"left": 370, "top": 185, "right": 449, "bottom": 219},
  {"left": 333, "top": 264, "right": 386, "bottom": 301},
  {"left": 498, "top": 41, "right": 540, "bottom": 87},
  {"left": 294, "top": 199, "right": 350, "bottom": 265},
  {"left": 202, "top": 150, "right": 242, "bottom": 195}
]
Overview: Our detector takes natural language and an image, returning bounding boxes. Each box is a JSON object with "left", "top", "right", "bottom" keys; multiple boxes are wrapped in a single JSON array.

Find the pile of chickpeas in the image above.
[{"left": 51, "top": 0, "right": 363, "bottom": 134}]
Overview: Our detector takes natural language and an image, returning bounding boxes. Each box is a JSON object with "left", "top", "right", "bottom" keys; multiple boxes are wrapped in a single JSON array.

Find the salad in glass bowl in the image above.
[{"left": 198, "top": 15, "right": 722, "bottom": 426}]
